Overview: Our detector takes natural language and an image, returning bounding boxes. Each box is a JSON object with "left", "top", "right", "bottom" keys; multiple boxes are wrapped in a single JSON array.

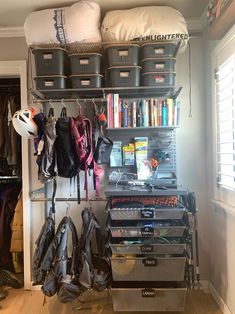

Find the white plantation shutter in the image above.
[{"left": 216, "top": 55, "right": 235, "bottom": 191}]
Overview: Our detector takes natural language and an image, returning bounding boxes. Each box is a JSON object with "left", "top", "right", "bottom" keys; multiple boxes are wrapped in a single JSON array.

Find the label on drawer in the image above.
[
  {"left": 141, "top": 227, "right": 154, "bottom": 236},
  {"left": 44, "top": 80, "right": 54, "bottom": 87},
  {"left": 80, "top": 58, "right": 89, "bottom": 65},
  {"left": 120, "top": 71, "right": 129, "bottom": 78},
  {"left": 143, "top": 257, "right": 157, "bottom": 266},
  {"left": 43, "top": 53, "right": 53, "bottom": 60},
  {"left": 118, "top": 49, "right": 128, "bottom": 57},
  {"left": 141, "top": 245, "right": 153, "bottom": 252},
  {"left": 141, "top": 209, "right": 154, "bottom": 218},
  {"left": 154, "top": 48, "right": 164, "bottom": 55},
  {"left": 154, "top": 75, "right": 165, "bottom": 83},
  {"left": 81, "top": 79, "right": 91, "bottom": 86},
  {"left": 142, "top": 288, "right": 155, "bottom": 297},
  {"left": 155, "top": 63, "right": 164, "bottom": 69}
]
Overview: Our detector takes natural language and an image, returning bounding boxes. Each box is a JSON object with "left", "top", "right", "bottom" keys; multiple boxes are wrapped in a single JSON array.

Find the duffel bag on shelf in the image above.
[{"left": 24, "top": 0, "right": 101, "bottom": 46}]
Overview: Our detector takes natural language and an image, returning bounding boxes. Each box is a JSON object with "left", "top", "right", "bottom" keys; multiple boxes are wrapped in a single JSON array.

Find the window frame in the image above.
[{"left": 212, "top": 24, "right": 235, "bottom": 208}]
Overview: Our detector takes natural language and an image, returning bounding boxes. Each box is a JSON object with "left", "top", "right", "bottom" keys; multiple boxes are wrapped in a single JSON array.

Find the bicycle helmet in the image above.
[{"left": 12, "top": 109, "right": 38, "bottom": 138}]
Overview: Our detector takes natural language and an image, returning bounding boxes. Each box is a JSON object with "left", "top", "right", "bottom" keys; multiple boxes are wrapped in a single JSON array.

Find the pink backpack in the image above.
[{"left": 70, "top": 114, "right": 103, "bottom": 201}]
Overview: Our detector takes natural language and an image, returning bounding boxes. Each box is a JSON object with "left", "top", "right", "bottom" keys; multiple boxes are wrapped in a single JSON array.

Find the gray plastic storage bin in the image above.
[
  {"left": 112, "top": 286, "right": 187, "bottom": 312},
  {"left": 109, "top": 237, "right": 186, "bottom": 255},
  {"left": 109, "top": 205, "right": 185, "bottom": 220},
  {"left": 111, "top": 256, "right": 186, "bottom": 281},
  {"left": 108, "top": 66, "right": 141, "bottom": 87},
  {"left": 141, "top": 57, "right": 176, "bottom": 73},
  {"left": 70, "top": 74, "right": 103, "bottom": 88},
  {"left": 142, "top": 71, "right": 176, "bottom": 86},
  {"left": 108, "top": 220, "right": 186, "bottom": 238},
  {"left": 141, "top": 42, "right": 178, "bottom": 59},
  {"left": 69, "top": 53, "right": 102, "bottom": 74},
  {"left": 34, "top": 75, "right": 67, "bottom": 89},
  {"left": 33, "top": 48, "right": 68, "bottom": 76},
  {"left": 106, "top": 44, "right": 139, "bottom": 66}
]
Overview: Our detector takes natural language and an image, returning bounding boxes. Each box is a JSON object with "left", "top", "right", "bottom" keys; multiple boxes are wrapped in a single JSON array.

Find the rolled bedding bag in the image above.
[
  {"left": 101, "top": 6, "right": 189, "bottom": 53},
  {"left": 24, "top": 0, "right": 101, "bottom": 46}
]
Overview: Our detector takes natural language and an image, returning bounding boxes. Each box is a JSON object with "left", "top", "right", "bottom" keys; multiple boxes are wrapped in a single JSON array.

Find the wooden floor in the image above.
[{"left": 0, "top": 288, "right": 222, "bottom": 314}]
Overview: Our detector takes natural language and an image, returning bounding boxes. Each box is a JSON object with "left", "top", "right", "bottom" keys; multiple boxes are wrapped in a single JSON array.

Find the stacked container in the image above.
[
  {"left": 106, "top": 191, "right": 189, "bottom": 312},
  {"left": 69, "top": 53, "right": 103, "bottom": 88},
  {"left": 140, "top": 42, "right": 178, "bottom": 87},
  {"left": 33, "top": 48, "right": 68, "bottom": 89},
  {"left": 106, "top": 44, "right": 141, "bottom": 87}
]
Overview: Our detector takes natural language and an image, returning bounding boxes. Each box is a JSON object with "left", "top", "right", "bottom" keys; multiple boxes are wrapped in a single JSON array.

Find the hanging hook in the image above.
[
  {"left": 37, "top": 99, "right": 43, "bottom": 113},
  {"left": 49, "top": 99, "right": 54, "bottom": 108},
  {"left": 61, "top": 98, "right": 66, "bottom": 108},
  {"left": 92, "top": 98, "right": 99, "bottom": 116},
  {"left": 76, "top": 98, "right": 82, "bottom": 115},
  {"left": 65, "top": 198, "right": 70, "bottom": 216}
]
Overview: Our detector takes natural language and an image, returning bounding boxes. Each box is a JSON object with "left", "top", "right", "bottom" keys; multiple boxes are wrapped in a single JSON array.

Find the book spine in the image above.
[
  {"left": 154, "top": 99, "right": 158, "bottom": 127},
  {"left": 150, "top": 98, "right": 154, "bottom": 127},
  {"left": 122, "top": 102, "right": 128, "bottom": 127},
  {"left": 145, "top": 100, "right": 149, "bottom": 127},
  {"left": 111, "top": 94, "right": 114, "bottom": 128},
  {"left": 132, "top": 101, "right": 137, "bottom": 127},
  {"left": 158, "top": 99, "right": 162, "bottom": 126},
  {"left": 126, "top": 101, "right": 131, "bottom": 127},
  {"left": 113, "top": 94, "right": 119, "bottom": 128},
  {"left": 167, "top": 98, "right": 173, "bottom": 126},
  {"left": 162, "top": 100, "right": 167, "bottom": 126}
]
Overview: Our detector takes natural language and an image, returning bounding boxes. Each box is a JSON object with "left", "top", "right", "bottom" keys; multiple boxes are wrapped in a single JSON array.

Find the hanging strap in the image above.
[{"left": 51, "top": 177, "right": 57, "bottom": 214}]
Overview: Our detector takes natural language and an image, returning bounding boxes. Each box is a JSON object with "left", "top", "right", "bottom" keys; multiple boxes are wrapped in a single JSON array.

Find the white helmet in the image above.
[{"left": 12, "top": 109, "right": 38, "bottom": 138}]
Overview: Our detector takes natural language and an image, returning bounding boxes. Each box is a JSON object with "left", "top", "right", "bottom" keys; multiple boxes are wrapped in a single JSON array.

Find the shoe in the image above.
[{"left": 0, "top": 270, "right": 23, "bottom": 289}]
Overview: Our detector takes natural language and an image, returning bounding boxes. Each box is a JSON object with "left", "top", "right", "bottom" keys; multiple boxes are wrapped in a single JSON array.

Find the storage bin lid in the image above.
[
  {"left": 105, "top": 43, "right": 139, "bottom": 49},
  {"left": 34, "top": 75, "right": 68, "bottom": 79},
  {"left": 108, "top": 66, "right": 142, "bottom": 70},
  {"left": 142, "top": 71, "right": 176, "bottom": 76},
  {"left": 141, "top": 57, "right": 176, "bottom": 63},
  {"left": 68, "top": 52, "right": 102, "bottom": 57},
  {"left": 69, "top": 74, "right": 103, "bottom": 78},
  {"left": 32, "top": 47, "right": 67, "bottom": 53}
]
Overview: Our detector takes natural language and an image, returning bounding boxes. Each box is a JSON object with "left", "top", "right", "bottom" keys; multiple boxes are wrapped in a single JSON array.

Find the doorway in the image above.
[{"left": 0, "top": 61, "right": 31, "bottom": 290}]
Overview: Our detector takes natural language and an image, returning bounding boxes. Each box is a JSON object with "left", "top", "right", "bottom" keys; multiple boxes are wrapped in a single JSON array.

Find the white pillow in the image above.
[
  {"left": 24, "top": 0, "right": 101, "bottom": 46},
  {"left": 101, "top": 6, "right": 189, "bottom": 53}
]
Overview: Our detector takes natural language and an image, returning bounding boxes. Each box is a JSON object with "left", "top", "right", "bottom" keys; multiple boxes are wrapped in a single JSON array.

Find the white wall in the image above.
[{"left": 176, "top": 37, "right": 209, "bottom": 280}]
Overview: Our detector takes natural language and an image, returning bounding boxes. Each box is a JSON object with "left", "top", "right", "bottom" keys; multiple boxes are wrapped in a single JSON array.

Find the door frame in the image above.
[{"left": 0, "top": 60, "right": 31, "bottom": 289}]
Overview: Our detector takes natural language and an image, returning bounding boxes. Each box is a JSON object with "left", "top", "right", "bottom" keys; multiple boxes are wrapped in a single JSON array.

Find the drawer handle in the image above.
[
  {"left": 142, "top": 288, "right": 155, "bottom": 297},
  {"left": 143, "top": 257, "right": 157, "bottom": 267},
  {"left": 141, "top": 245, "right": 153, "bottom": 253},
  {"left": 141, "top": 227, "right": 154, "bottom": 236},
  {"left": 141, "top": 209, "right": 154, "bottom": 218}
]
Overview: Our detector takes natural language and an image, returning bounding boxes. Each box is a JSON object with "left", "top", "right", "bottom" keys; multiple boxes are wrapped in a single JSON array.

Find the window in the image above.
[{"left": 214, "top": 28, "right": 235, "bottom": 207}]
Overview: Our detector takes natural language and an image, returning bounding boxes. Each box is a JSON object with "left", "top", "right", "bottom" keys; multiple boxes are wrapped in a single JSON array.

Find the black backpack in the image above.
[
  {"left": 32, "top": 215, "right": 55, "bottom": 286},
  {"left": 55, "top": 107, "right": 78, "bottom": 178},
  {"left": 78, "top": 207, "right": 110, "bottom": 292}
]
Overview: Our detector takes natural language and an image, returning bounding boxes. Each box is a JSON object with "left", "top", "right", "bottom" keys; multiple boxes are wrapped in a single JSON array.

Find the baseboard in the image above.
[
  {"left": 209, "top": 282, "right": 232, "bottom": 314},
  {"left": 200, "top": 280, "right": 209, "bottom": 293}
]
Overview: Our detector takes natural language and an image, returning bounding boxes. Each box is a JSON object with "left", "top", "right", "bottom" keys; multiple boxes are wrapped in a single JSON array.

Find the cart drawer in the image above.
[
  {"left": 111, "top": 256, "right": 186, "bottom": 282},
  {"left": 109, "top": 205, "right": 185, "bottom": 220},
  {"left": 112, "top": 286, "right": 187, "bottom": 312},
  {"left": 108, "top": 220, "right": 186, "bottom": 238},
  {"left": 109, "top": 237, "right": 186, "bottom": 255}
]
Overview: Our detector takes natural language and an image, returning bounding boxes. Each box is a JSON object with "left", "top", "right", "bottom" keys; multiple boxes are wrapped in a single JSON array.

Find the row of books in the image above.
[{"left": 107, "top": 93, "right": 180, "bottom": 128}]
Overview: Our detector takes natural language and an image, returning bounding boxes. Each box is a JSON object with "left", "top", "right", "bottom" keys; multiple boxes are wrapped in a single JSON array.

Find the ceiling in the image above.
[{"left": 0, "top": 0, "right": 209, "bottom": 27}]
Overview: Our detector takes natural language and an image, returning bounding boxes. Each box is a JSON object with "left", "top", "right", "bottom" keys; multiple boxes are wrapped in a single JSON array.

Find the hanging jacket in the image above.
[{"left": 10, "top": 193, "right": 23, "bottom": 252}]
